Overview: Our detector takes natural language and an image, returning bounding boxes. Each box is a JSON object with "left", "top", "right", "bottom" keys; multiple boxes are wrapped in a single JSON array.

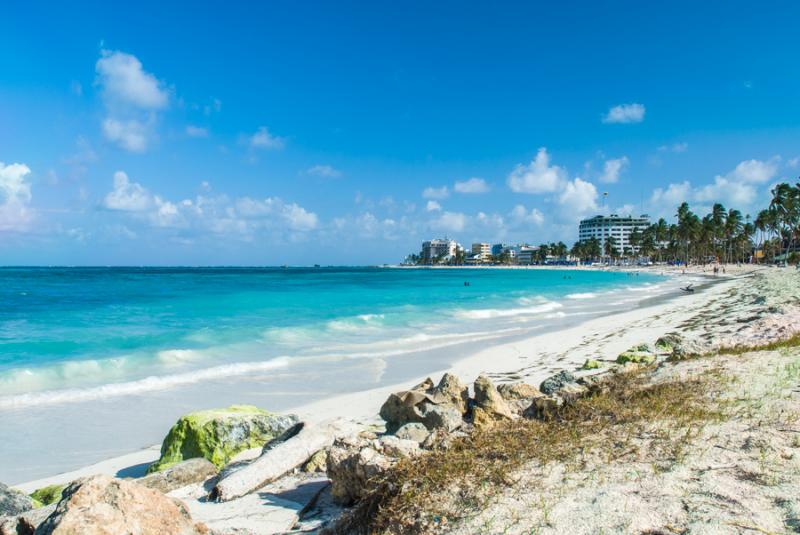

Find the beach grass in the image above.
[{"left": 332, "top": 367, "right": 728, "bottom": 534}]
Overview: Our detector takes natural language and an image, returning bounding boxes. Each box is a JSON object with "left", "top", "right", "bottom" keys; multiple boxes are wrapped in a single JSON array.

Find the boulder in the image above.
[
  {"left": 137, "top": 458, "right": 218, "bottom": 494},
  {"left": 301, "top": 449, "right": 328, "bottom": 473},
  {"left": 394, "top": 422, "right": 430, "bottom": 443},
  {"left": 148, "top": 405, "right": 299, "bottom": 472},
  {"left": 539, "top": 370, "right": 578, "bottom": 396},
  {"left": 30, "top": 484, "right": 66, "bottom": 508},
  {"left": 36, "top": 475, "right": 207, "bottom": 535},
  {"left": 472, "top": 375, "right": 514, "bottom": 428},
  {"left": 420, "top": 403, "right": 463, "bottom": 432},
  {"left": 375, "top": 436, "right": 422, "bottom": 459},
  {"left": 616, "top": 351, "right": 656, "bottom": 365},
  {"left": 497, "top": 382, "right": 544, "bottom": 417},
  {"left": 0, "top": 503, "right": 58, "bottom": 535},
  {"left": 581, "top": 358, "right": 601, "bottom": 370},
  {"left": 379, "top": 374, "right": 468, "bottom": 433},
  {"left": 655, "top": 334, "right": 682, "bottom": 352},
  {"left": 326, "top": 438, "right": 394, "bottom": 506},
  {"left": 522, "top": 396, "right": 564, "bottom": 420},
  {"left": 0, "top": 482, "right": 33, "bottom": 516}
]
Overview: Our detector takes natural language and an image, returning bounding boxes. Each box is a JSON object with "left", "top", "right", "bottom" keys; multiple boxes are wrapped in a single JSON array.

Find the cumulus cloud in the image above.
[
  {"left": 558, "top": 178, "right": 598, "bottom": 216},
  {"left": 235, "top": 197, "right": 318, "bottom": 231},
  {"left": 102, "top": 118, "right": 149, "bottom": 152},
  {"left": 249, "top": 127, "right": 285, "bottom": 150},
  {"left": 510, "top": 205, "right": 544, "bottom": 226},
  {"left": 651, "top": 181, "right": 692, "bottom": 207},
  {"left": 426, "top": 200, "right": 442, "bottom": 212},
  {"left": 507, "top": 148, "right": 567, "bottom": 193},
  {"left": 602, "top": 103, "right": 645, "bottom": 124},
  {"left": 431, "top": 211, "right": 467, "bottom": 232},
  {"left": 726, "top": 157, "right": 780, "bottom": 183},
  {"left": 96, "top": 50, "right": 169, "bottom": 152},
  {"left": 0, "top": 162, "right": 34, "bottom": 231},
  {"left": 104, "top": 171, "right": 152, "bottom": 211},
  {"left": 422, "top": 186, "right": 449, "bottom": 199},
  {"left": 95, "top": 50, "right": 169, "bottom": 110},
  {"left": 306, "top": 165, "right": 342, "bottom": 178},
  {"left": 454, "top": 177, "right": 489, "bottom": 194},
  {"left": 185, "top": 125, "right": 209, "bottom": 138},
  {"left": 599, "top": 156, "right": 629, "bottom": 184}
]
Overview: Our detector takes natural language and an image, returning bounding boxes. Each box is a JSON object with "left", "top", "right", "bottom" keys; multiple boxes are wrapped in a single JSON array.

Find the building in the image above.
[
  {"left": 516, "top": 245, "right": 540, "bottom": 265},
  {"left": 578, "top": 214, "right": 650, "bottom": 252},
  {"left": 471, "top": 243, "right": 491, "bottom": 256},
  {"left": 421, "top": 238, "right": 461, "bottom": 263}
]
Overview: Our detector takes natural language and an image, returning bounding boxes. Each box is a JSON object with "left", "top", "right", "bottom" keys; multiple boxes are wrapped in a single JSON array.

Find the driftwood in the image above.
[{"left": 211, "top": 419, "right": 357, "bottom": 502}]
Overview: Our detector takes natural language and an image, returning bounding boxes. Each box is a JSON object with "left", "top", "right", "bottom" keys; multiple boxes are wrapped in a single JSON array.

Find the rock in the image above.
[
  {"left": 539, "top": 370, "right": 578, "bottom": 396},
  {"left": 148, "top": 405, "right": 299, "bottom": 472},
  {"left": 522, "top": 396, "right": 564, "bottom": 420},
  {"left": 655, "top": 334, "right": 682, "bottom": 352},
  {"left": 36, "top": 475, "right": 207, "bottom": 535},
  {"left": 497, "top": 382, "right": 541, "bottom": 401},
  {"left": 427, "top": 373, "right": 469, "bottom": 414},
  {"left": 0, "top": 482, "right": 34, "bottom": 516},
  {"left": 581, "top": 358, "right": 601, "bottom": 370},
  {"left": 472, "top": 375, "right": 514, "bottom": 429},
  {"left": 420, "top": 403, "right": 463, "bottom": 432},
  {"left": 137, "top": 458, "right": 218, "bottom": 494},
  {"left": 29, "top": 484, "right": 66, "bottom": 508},
  {"left": 375, "top": 436, "right": 422, "bottom": 459},
  {"left": 616, "top": 351, "right": 656, "bottom": 365},
  {"left": 394, "top": 422, "right": 430, "bottom": 443},
  {"left": 379, "top": 374, "right": 468, "bottom": 433},
  {"left": 631, "top": 343, "right": 652, "bottom": 352},
  {"left": 301, "top": 449, "right": 328, "bottom": 473},
  {"left": 0, "top": 503, "right": 58, "bottom": 535},
  {"left": 326, "top": 440, "right": 394, "bottom": 505}
]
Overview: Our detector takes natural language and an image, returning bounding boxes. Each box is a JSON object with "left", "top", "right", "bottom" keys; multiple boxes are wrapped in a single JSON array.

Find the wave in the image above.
[
  {"left": 566, "top": 292, "right": 597, "bottom": 299},
  {"left": 454, "top": 301, "right": 562, "bottom": 320},
  {"left": 0, "top": 357, "right": 291, "bottom": 410}
]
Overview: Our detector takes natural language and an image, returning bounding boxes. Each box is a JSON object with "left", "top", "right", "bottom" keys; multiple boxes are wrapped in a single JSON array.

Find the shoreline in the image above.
[{"left": 11, "top": 268, "right": 741, "bottom": 493}]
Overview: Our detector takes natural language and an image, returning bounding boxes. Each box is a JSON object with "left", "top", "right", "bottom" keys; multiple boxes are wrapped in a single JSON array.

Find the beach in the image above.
[{"left": 8, "top": 265, "right": 729, "bottom": 491}]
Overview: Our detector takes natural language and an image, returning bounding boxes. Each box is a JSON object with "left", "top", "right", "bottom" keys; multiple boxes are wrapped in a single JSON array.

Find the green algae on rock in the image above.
[
  {"left": 147, "top": 405, "right": 299, "bottom": 473},
  {"left": 29, "top": 484, "right": 66, "bottom": 507},
  {"left": 616, "top": 351, "right": 656, "bottom": 365}
]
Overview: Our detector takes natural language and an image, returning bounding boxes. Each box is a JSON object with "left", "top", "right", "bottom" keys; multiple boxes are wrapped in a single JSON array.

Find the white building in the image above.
[
  {"left": 578, "top": 214, "right": 650, "bottom": 252},
  {"left": 516, "top": 246, "right": 540, "bottom": 265},
  {"left": 422, "top": 238, "right": 462, "bottom": 263},
  {"left": 471, "top": 242, "right": 491, "bottom": 256}
]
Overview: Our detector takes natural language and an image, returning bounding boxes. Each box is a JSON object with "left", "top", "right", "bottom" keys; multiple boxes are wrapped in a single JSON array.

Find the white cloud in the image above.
[
  {"left": 558, "top": 178, "right": 598, "bottom": 216},
  {"left": 249, "top": 127, "right": 285, "bottom": 150},
  {"left": 651, "top": 181, "right": 692, "bottom": 207},
  {"left": 104, "top": 171, "right": 152, "bottom": 211},
  {"left": 431, "top": 211, "right": 467, "bottom": 232},
  {"left": 454, "top": 177, "right": 489, "bottom": 194},
  {"left": 507, "top": 148, "right": 567, "bottom": 194},
  {"left": 599, "top": 156, "right": 629, "bottom": 184},
  {"left": 422, "top": 186, "right": 449, "bottom": 199},
  {"left": 658, "top": 142, "right": 688, "bottom": 153},
  {"left": 185, "top": 125, "right": 209, "bottom": 138},
  {"left": 602, "top": 103, "right": 645, "bottom": 124},
  {"left": 235, "top": 197, "right": 318, "bottom": 231},
  {"left": 426, "top": 200, "right": 442, "bottom": 212},
  {"left": 103, "top": 118, "right": 149, "bottom": 152},
  {"left": 95, "top": 50, "right": 168, "bottom": 110},
  {"left": 727, "top": 157, "right": 780, "bottom": 183},
  {"left": 306, "top": 165, "right": 342, "bottom": 178},
  {"left": 0, "top": 162, "right": 34, "bottom": 231},
  {"left": 788, "top": 157, "right": 799, "bottom": 169},
  {"left": 694, "top": 177, "right": 757, "bottom": 207},
  {"left": 510, "top": 205, "right": 544, "bottom": 226}
]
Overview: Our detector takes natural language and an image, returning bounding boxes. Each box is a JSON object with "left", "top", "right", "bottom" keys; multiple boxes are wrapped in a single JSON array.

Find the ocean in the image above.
[{"left": 0, "top": 266, "right": 668, "bottom": 482}]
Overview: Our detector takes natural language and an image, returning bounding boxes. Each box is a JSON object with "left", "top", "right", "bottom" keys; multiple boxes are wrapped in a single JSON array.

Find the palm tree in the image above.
[{"left": 724, "top": 209, "right": 743, "bottom": 264}]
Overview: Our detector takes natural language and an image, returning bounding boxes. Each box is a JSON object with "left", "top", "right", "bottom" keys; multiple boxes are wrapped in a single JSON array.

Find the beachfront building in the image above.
[
  {"left": 421, "top": 238, "right": 462, "bottom": 263},
  {"left": 516, "top": 245, "right": 540, "bottom": 265},
  {"left": 472, "top": 243, "right": 491, "bottom": 256},
  {"left": 578, "top": 214, "right": 650, "bottom": 253}
]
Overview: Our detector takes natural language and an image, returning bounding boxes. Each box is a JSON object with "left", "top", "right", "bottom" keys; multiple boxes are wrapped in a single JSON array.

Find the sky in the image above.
[{"left": 1, "top": 0, "right": 799, "bottom": 265}]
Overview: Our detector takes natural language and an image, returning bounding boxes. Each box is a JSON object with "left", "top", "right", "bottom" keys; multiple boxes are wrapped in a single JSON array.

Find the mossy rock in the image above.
[
  {"left": 630, "top": 343, "right": 652, "bottom": 353},
  {"left": 29, "top": 484, "right": 66, "bottom": 507},
  {"left": 616, "top": 351, "right": 656, "bottom": 365},
  {"left": 655, "top": 334, "right": 682, "bottom": 352},
  {"left": 148, "top": 405, "right": 299, "bottom": 473},
  {"left": 581, "top": 359, "right": 601, "bottom": 370}
]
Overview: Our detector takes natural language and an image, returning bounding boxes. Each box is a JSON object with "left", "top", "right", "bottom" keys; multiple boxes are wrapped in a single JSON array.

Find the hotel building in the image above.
[{"left": 578, "top": 214, "right": 650, "bottom": 252}]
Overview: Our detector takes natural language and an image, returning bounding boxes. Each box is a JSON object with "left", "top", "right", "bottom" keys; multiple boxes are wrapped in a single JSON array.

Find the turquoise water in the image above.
[
  {"left": 0, "top": 267, "right": 664, "bottom": 407},
  {"left": 0, "top": 266, "right": 670, "bottom": 482}
]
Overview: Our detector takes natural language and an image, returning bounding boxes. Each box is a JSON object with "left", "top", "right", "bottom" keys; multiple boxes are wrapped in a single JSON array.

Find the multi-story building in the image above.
[
  {"left": 516, "top": 245, "right": 540, "bottom": 265},
  {"left": 578, "top": 214, "right": 650, "bottom": 252},
  {"left": 421, "top": 239, "right": 461, "bottom": 263},
  {"left": 471, "top": 243, "right": 491, "bottom": 256}
]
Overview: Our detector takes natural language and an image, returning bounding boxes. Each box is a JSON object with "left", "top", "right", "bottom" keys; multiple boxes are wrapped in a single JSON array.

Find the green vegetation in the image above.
[
  {"left": 29, "top": 484, "right": 66, "bottom": 507},
  {"left": 335, "top": 369, "right": 726, "bottom": 534}
]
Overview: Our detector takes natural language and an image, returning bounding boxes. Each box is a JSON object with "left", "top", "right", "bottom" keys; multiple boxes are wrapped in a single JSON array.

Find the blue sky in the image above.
[{"left": 1, "top": 1, "right": 799, "bottom": 265}]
